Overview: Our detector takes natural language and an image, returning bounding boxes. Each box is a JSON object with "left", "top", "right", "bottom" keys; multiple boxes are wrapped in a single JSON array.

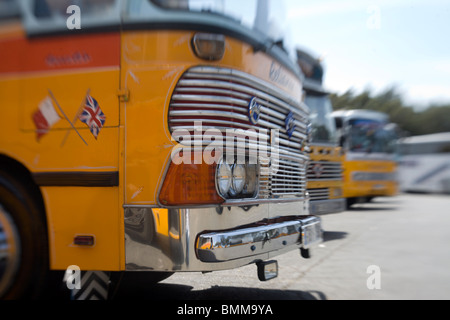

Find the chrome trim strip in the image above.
[
  {"left": 170, "top": 126, "right": 306, "bottom": 152},
  {"left": 165, "top": 143, "right": 309, "bottom": 164},
  {"left": 172, "top": 94, "right": 248, "bottom": 106},
  {"left": 222, "top": 196, "right": 306, "bottom": 206}
]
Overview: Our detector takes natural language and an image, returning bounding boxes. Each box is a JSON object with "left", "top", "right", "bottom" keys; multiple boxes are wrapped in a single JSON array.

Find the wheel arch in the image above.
[
  {"left": 0, "top": 153, "right": 60, "bottom": 298},
  {"left": 0, "top": 154, "right": 47, "bottom": 223}
]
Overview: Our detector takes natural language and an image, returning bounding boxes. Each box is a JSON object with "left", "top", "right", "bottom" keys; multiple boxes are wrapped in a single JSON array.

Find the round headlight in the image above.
[
  {"left": 216, "top": 160, "right": 232, "bottom": 196},
  {"left": 231, "top": 164, "right": 246, "bottom": 194}
]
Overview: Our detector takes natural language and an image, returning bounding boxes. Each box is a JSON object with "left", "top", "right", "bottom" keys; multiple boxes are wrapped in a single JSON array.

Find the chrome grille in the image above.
[
  {"left": 168, "top": 66, "right": 309, "bottom": 200},
  {"left": 307, "top": 161, "right": 343, "bottom": 181},
  {"left": 257, "top": 158, "right": 307, "bottom": 198},
  {"left": 270, "top": 158, "right": 306, "bottom": 196}
]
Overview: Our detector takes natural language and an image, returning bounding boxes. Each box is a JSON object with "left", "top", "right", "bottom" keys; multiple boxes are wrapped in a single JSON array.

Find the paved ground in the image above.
[{"left": 114, "top": 193, "right": 450, "bottom": 300}]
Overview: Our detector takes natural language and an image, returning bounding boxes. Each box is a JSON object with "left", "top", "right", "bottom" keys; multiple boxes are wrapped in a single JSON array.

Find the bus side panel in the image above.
[
  {"left": 0, "top": 26, "right": 123, "bottom": 271},
  {"left": 44, "top": 186, "right": 121, "bottom": 271},
  {"left": 343, "top": 160, "right": 397, "bottom": 198}
]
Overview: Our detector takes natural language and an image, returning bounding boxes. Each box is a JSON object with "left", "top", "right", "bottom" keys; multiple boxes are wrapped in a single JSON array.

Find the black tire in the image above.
[
  {"left": 0, "top": 171, "right": 51, "bottom": 299},
  {"left": 346, "top": 197, "right": 355, "bottom": 209}
]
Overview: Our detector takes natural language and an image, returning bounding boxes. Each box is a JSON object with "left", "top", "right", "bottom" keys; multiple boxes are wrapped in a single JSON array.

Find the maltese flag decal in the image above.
[{"left": 32, "top": 97, "right": 61, "bottom": 141}]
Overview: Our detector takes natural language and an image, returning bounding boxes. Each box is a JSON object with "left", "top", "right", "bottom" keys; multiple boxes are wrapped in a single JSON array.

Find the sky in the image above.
[{"left": 283, "top": 0, "right": 450, "bottom": 109}]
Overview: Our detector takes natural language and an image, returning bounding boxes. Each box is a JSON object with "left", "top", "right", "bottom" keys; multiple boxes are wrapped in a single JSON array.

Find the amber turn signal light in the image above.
[{"left": 159, "top": 158, "right": 224, "bottom": 206}]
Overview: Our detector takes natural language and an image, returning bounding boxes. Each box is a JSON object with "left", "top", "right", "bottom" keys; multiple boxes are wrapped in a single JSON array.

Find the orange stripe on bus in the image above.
[{"left": 0, "top": 32, "right": 120, "bottom": 74}]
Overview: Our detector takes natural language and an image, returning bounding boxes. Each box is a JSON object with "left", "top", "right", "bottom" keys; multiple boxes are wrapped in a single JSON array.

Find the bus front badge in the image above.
[
  {"left": 285, "top": 111, "right": 296, "bottom": 138},
  {"left": 248, "top": 97, "right": 261, "bottom": 125}
]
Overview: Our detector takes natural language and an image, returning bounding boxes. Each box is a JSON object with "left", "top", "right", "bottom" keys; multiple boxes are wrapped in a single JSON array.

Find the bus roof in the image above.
[{"left": 331, "top": 109, "right": 389, "bottom": 122}]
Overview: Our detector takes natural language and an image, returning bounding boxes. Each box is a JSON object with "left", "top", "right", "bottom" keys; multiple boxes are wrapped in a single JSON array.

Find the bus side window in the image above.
[
  {"left": 0, "top": 0, "right": 20, "bottom": 20},
  {"left": 21, "top": 0, "right": 120, "bottom": 36},
  {"left": 151, "top": 0, "right": 189, "bottom": 9},
  {"left": 334, "top": 117, "right": 346, "bottom": 148},
  {"left": 334, "top": 117, "right": 342, "bottom": 129},
  {"left": 34, "top": 0, "right": 52, "bottom": 18}
]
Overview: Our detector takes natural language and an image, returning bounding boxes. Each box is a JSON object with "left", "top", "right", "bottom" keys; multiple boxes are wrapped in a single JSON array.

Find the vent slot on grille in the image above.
[
  {"left": 308, "top": 188, "right": 330, "bottom": 201},
  {"left": 307, "top": 161, "right": 343, "bottom": 181}
]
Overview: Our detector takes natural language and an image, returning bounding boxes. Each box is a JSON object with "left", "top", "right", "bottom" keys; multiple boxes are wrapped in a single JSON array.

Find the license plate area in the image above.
[{"left": 301, "top": 218, "right": 323, "bottom": 248}]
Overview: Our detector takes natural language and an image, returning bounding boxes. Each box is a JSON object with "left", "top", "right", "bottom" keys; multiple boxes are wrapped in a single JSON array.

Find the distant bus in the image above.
[
  {"left": 397, "top": 132, "right": 450, "bottom": 194},
  {"left": 331, "top": 109, "right": 398, "bottom": 207},
  {"left": 296, "top": 48, "right": 345, "bottom": 215}
]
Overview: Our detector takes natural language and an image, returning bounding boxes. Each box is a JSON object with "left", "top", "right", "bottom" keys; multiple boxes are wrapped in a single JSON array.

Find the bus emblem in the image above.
[
  {"left": 313, "top": 163, "right": 324, "bottom": 178},
  {"left": 248, "top": 97, "right": 261, "bottom": 125},
  {"left": 285, "top": 111, "right": 296, "bottom": 138}
]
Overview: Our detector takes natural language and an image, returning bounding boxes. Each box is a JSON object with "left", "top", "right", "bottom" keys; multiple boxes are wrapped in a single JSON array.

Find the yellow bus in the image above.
[
  {"left": 297, "top": 49, "right": 345, "bottom": 215},
  {"left": 331, "top": 109, "right": 398, "bottom": 207},
  {"left": 0, "top": 0, "right": 322, "bottom": 299}
]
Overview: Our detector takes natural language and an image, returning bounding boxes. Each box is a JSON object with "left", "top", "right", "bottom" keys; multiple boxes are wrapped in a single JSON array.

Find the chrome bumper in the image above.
[
  {"left": 124, "top": 200, "right": 319, "bottom": 272},
  {"left": 309, "top": 198, "right": 346, "bottom": 215},
  {"left": 196, "top": 216, "right": 321, "bottom": 263}
]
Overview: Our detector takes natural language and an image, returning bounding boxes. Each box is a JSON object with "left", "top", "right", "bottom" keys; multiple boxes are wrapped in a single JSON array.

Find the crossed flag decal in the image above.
[{"left": 32, "top": 89, "right": 106, "bottom": 145}]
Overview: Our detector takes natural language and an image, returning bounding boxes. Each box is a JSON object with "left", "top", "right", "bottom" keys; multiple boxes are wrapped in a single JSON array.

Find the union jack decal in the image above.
[{"left": 79, "top": 95, "right": 106, "bottom": 139}]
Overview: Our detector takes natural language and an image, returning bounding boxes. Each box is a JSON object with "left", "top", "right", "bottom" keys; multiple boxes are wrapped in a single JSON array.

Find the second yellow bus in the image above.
[{"left": 331, "top": 109, "right": 398, "bottom": 207}]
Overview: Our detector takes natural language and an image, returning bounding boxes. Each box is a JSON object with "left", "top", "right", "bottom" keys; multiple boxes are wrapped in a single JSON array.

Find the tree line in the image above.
[{"left": 329, "top": 87, "right": 450, "bottom": 137}]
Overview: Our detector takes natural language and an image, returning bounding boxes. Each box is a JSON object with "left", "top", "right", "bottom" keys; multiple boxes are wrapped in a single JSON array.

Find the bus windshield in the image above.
[
  {"left": 305, "top": 94, "right": 337, "bottom": 145},
  {"left": 24, "top": 1, "right": 292, "bottom": 54},
  {"left": 348, "top": 119, "right": 396, "bottom": 154},
  {"left": 32, "top": 0, "right": 116, "bottom": 18},
  {"left": 150, "top": 0, "right": 289, "bottom": 42}
]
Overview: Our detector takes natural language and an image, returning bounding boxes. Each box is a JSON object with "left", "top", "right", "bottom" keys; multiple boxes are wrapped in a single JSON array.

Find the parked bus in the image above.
[
  {"left": 0, "top": 0, "right": 323, "bottom": 299},
  {"left": 331, "top": 109, "right": 398, "bottom": 207},
  {"left": 397, "top": 132, "right": 450, "bottom": 194},
  {"left": 296, "top": 49, "right": 345, "bottom": 214}
]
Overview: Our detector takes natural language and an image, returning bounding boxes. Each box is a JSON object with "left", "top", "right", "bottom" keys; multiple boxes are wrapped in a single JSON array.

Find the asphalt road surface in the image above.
[{"left": 113, "top": 193, "right": 450, "bottom": 300}]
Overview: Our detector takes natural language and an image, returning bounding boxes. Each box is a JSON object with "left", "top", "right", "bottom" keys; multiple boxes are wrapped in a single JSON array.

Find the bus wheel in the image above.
[{"left": 0, "top": 172, "right": 49, "bottom": 299}]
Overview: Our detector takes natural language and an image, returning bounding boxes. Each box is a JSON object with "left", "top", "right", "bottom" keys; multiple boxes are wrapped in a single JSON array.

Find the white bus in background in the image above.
[{"left": 397, "top": 132, "right": 450, "bottom": 194}]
